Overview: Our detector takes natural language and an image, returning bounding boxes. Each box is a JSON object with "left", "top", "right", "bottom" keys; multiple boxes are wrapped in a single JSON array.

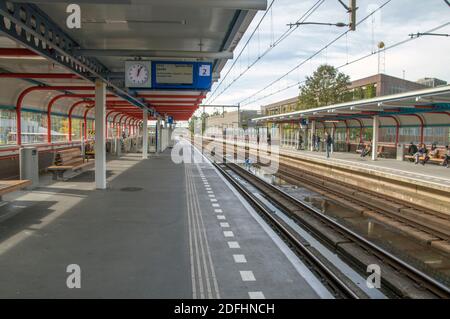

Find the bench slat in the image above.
[{"left": 0, "top": 180, "right": 32, "bottom": 196}]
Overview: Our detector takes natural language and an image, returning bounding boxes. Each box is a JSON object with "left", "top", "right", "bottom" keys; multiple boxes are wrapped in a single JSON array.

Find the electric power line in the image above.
[
  {"left": 242, "top": 21, "right": 450, "bottom": 107},
  {"left": 238, "top": 0, "right": 394, "bottom": 106},
  {"left": 206, "top": 0, "right": 325, "bottom": 104}
]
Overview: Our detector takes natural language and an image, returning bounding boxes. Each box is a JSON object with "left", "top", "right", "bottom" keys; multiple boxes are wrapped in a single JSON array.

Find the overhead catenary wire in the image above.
[
  {"left": 238, "top": 0, "right": 394, "bottom": 106},
  {"left": 206, "top": 0, "right": 325, "bottom": 104},
  {"left": 241, "top": 20, "right": 450, "bottom": 107},
  {"left": 205, "top": 0, "right": 277, "bottom": 104}
]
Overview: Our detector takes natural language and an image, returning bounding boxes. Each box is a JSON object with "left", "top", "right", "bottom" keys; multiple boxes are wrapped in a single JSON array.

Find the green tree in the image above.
[
  {"left": 188, "top": 112, "right": 209, "bottom": 134},
  {"left": 298, "top": 64, "right": 351, "bottom": 110}
]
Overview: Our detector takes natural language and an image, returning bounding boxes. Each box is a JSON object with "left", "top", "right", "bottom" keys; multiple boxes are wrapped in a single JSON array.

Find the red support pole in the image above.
[
  {"left": 112, "top": 113, "right": 122, "bottom": 138},
  {"left": 106, "top": 111, "right": 116, "bottom": 139},
  {"left": 83, "top": 107, "right": 94, "bottom": 140},
  {"left": 68, "top": 101, "right": 92, "bottom": 142},
  {"left": 403, "top": 114, "right": 425, "bottom": 144},
  {"left": 118, "top": 115, "right": 127, "bottom": 137}
]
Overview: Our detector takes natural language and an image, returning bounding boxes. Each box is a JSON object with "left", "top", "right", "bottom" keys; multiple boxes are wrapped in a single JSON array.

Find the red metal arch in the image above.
[
  {"left": 402, "top": 114, "right": 425, "bottom": 143},
  {"left": 15, "top": 86, "right": 95, "bottom": 145},
  {"left": 68, "top": 100, "right": 93, "bottom": 141}
]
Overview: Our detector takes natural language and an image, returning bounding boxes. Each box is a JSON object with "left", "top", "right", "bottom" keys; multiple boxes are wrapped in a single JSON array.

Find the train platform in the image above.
[
  {"left": 0, "top": 150, "right": 329, "bottom": 299},
  {"left": 279, "top": 148, "right": 450, "bottom": 191}
]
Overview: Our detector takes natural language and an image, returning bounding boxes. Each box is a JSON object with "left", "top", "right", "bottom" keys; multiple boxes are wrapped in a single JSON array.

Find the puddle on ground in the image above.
[{"left": 242, "top": 164, "right": 450, "bottom": 285}]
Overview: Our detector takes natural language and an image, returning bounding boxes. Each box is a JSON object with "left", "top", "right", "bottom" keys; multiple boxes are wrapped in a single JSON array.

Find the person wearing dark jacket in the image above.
[
  {"left": 407, "top": 142, "right": 418, "bottom": 156},
  {"left": 325, "top": 133, "right": 333, "bottom": 158}
]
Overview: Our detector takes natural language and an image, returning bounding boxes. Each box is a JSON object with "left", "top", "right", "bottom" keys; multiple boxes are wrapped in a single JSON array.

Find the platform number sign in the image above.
[{"left": 199, "top": 64, "right": 211, "bottom": 77}]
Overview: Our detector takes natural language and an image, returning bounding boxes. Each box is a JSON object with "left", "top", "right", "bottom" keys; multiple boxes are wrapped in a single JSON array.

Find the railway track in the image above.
[
  {"left": 213, "top": 159, "right": 450, "bottom": 299},
  {"left": 205, "top": 139, "right": 450, "bottom": 249},
  {"left": 275, "top": 164, "right": 450, "bottom": 241}
]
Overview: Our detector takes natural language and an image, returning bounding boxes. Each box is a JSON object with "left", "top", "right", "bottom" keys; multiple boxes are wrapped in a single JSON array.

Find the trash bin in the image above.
[{"left": 20, "top": 147, "right": 39, "bottom": 189}]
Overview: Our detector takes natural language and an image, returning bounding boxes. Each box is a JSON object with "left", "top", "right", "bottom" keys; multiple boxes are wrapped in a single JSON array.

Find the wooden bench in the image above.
[
  {"left": 405, "top": 149, "right": 446, "bottom": 165},
  {"left": 356, "top": 145, "right": 385, "bottom": 157},
  {"left": 47, "top": 148, "right": 94, "bottom": 180},
  {"left": 0, "top": 180, "right": 32, "bottom": 201}
]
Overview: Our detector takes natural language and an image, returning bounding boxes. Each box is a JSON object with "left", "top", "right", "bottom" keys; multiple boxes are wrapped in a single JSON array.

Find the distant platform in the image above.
[{"left": 279, "top": 148, "right": 450, "bottom": 191}]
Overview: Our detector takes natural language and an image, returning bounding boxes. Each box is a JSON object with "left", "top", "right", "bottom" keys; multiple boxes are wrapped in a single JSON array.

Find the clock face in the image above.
[{"left": 127, "top": 63, "right": 150, "bottom": 86}]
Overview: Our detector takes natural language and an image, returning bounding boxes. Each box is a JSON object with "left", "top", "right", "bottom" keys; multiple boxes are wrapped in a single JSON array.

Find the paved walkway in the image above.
[{"left": 0, "top": 150, "right": 326, "bottom": 298}]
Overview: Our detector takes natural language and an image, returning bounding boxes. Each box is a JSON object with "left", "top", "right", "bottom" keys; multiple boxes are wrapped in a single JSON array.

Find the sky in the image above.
[{"left": 201, "top": 0, "right": 450, "bottom": 115}]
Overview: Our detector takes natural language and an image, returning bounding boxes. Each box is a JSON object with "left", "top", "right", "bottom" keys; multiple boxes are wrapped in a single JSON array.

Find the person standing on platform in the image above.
[
  {"left": 298, "top": 134, "right": 303, "bottom": 150},
  {"left": 312, "top": 133, "right": 316, "bottom": 151},
  {"left": 315, "top": 135, "right": 321, "bottom": 152},
  {"left": 325, "top": 132, "right": 333, "bottom": 158}
]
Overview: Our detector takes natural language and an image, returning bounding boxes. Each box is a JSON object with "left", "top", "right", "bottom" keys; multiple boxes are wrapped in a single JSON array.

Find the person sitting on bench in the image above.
[
  {"left": 426, "top": 143, "right": 439, "bottom": 165},
  {"left": 407, "top": 142, "right": 418, "bottom": 161},
  {"left": 443, "top": 145, "right": 450, "bottom": 169},
  {"left": 360, "top": 140, "right": 372, "bottom": 158},
  {"left": 414, "top": 143, "right": 428, "bottom": 165}
]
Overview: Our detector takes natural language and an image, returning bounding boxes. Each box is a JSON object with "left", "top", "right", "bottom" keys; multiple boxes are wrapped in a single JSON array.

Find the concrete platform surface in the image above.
[{"left": 0, "top": 151, "right": 327, "bottom": 299}]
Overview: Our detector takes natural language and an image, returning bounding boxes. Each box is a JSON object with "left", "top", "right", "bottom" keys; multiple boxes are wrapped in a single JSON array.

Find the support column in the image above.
[
  {"left": 142, "top": 109, "right": 148, "bottom": 159},
  {"left": 94, "top": 79, "right": 106, "bottom": 189},
  {"left": 331, "top": 126, "right": 335, "bottom": 154},
  {"left": 371, "top": 115, "right": 379, "bottom": 161},
  {"left": 156, "top": 117, "right": 162, "bottom": 153},
  {"left": 310, "top": 120, "right": 316, "bottom": 151}
]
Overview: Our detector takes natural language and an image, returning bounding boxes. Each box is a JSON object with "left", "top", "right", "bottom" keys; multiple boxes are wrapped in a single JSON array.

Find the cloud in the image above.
[{"left": 207, "top": 0, "right": 450, "bottom": 111}]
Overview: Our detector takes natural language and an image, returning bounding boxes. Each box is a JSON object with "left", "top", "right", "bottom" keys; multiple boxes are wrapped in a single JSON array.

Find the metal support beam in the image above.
[
  {"left": 75, "top": 49, "right": 233, "bottom": 60},
  {"left": 310, "top": 120, "right": 316, "bottom": 151},
  {"left": 0, "top": 2, "right": 150, "bottom": 111},
  {"left": 14, "top": 0, "right": 268, "bottom": 10},
  {"left": 156, "top": 117, "right": 162, "bottom": 153},
  {"left": 95, "top": 79, "right": 107, "bottom": 189},
  {"left": 371, "top": 115, "right": 379, "bottom": 161},
  {"left": 142, "top": 109, "right": 149, "bottom": 159}
]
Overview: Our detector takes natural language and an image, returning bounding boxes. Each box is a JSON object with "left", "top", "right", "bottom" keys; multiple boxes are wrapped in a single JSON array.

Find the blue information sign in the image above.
[{"left": 151, "top": 61, "right": 212, "bottom": 90}]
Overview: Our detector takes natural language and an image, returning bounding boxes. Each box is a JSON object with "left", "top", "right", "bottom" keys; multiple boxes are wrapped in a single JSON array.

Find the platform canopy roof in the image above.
[
  {"left": 253, "top": 85, "right": 450, "bottom": 129},
  {"left": 0, "top": 0, "right": 266, "bottom": 122}
]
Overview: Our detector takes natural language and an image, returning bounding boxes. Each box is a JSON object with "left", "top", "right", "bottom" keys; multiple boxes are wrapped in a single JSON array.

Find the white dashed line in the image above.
[
  {"left": 212, "top": 203, "right": 220, "bottom": 207},
  {"left": 223, "top": 231, "right": 234, "bottom": 237},
  {"left": 248, "top": 291, "right": 265, "bottom": 299},
  {"left": 207, "top": 191, "right": 214, "bottom": 194},
  {"left": 208, "top": 194, "right": 215, "bottom": 198},
  {"left": 214, "top": 209, "right": 223, "bottom": 213},
  {"left": 210, "top": 198, "right": 217, "bottom": 202},
  {"left": 239, "top": 271, "right": 255, "bottom": 281},
  {"left": 227, "top": 241, "right": 240, "bottom": 249},
  {"left": 217, "top": 215, "right": 226, "bottom": 220},
  {"left": 233, "top": 254, "right": 247, "bottom": 263},
  {"left": 220, "top": 222, "right": 230, "bottom": 228}
]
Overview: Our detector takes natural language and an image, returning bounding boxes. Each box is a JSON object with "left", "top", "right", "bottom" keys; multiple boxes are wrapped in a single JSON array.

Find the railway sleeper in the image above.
[
  {"left": 362, "top": 211, "right": 441, "bottom": 245},
  {"left": 277, "top": 173, "right": 369, "bottom": 214},
  {"left": 336, "top": 242, "right": 437, "bottom": 299},
  {"left": 353, "top": 192, "right": 406, "bottom": 212},
  {"left": 289, "top": 209, "right": 351, "bottom": 248},
  {"left": 399, "top": 208, "right": 450, "bottom": 231}
]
